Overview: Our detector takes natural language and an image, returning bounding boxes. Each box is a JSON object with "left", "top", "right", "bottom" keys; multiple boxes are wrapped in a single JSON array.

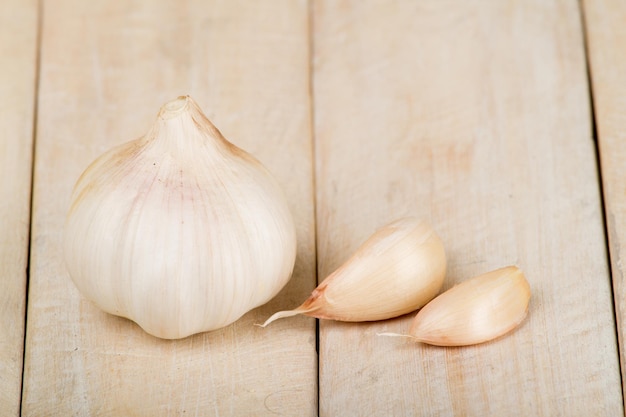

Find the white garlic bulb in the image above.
[
  {"left": 262, "top": 217, "right": 446, "bottom": 325},
  {"left": 64, "top": 96, "right": 297, "bottom": 339}
]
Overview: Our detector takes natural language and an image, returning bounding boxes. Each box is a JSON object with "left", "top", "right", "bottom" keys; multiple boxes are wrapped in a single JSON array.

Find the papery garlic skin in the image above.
[
  {"left": 64, "top": 96, "right": 297, "bottom": 339},
  {"left": 262, "top": 217, "right": 446, "bottom": 325},
  {"left": 409, "top": 266, "right": 531, "bottom": 346}
]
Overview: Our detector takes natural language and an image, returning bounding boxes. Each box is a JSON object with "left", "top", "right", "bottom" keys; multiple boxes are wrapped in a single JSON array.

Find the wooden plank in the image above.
[
  {"left": 582, "top": 0, "right": 626, "bottom": 404},
  {"left": 0, "top": 1, "right": 38, "bottom": 415},
  {"left": 22, "top": 1, "right": 316, "bottom": 415},
  {"left": 313, "top": 0, "right": 622, "bottom": 415}
]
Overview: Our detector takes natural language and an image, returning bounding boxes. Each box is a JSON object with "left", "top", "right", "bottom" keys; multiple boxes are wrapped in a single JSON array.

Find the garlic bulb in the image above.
[
  {"left": 262, "top": 217, "right": 446, "bottom": 325},
  {"left": 64, "top": 96, "right": 297, "bottom": 339},
  {"left": 407, "top": 266, "right": 531, "bottom": 346}
]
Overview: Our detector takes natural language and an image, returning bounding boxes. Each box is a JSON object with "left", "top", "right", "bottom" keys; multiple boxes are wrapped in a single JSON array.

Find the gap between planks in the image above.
[{"left": 578, "top": 2, "right": 626, "bottom": 412}]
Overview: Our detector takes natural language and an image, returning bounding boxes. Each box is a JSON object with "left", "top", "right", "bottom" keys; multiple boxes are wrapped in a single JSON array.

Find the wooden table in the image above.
[{"left": 3, "top": 0, "right": 626, "bottom": 415}]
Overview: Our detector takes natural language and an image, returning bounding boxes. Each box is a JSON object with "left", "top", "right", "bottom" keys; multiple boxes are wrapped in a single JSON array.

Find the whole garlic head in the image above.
[{"left": 64, "top": 96, "right": 297, "bottom": 339}]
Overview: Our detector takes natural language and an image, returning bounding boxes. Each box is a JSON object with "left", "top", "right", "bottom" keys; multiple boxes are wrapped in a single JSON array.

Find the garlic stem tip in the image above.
[
  {"left": 260, "top": 309, "right": 301, "bottom": 327},
  {"left": 377, "top": 332, "right": 413, "bottom": 339},
  {"left": 159, "top": 96, "right": 190, "bottom": 118}
]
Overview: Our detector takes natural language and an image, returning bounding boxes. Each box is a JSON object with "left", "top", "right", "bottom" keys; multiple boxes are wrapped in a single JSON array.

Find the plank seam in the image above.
[
  {"left": 20, "top": 0, "right": 44, "bottom": 415},
  {"left": 307, "top": 0, "right": 321, "bottom": 415},
  {"left": 578, "top": 0, "right": 626, "bottom": 413}
]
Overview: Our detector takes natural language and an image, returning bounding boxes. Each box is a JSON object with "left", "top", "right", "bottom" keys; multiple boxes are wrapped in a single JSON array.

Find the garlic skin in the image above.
[
  {"left": 64, "top": 96, "right": 297, "bottom": 339},
  {"left": 408, "top": 266, "right": 531, "bottom": 346},
  {"left": 262, "top": 217, "right": 446, "bottom": 325}
]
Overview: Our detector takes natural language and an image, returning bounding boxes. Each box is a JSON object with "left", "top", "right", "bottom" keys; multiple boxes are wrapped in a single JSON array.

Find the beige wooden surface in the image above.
[
  {"left": 312, "top": 0, "right": 623, "bottom": 415},
  {"left": 582, "top": 0, "right": 626, "bottom": 402},
  {"left": 21, "top": 0, "right": 316, "bottom": 415},
  {"left": 0, "top": 1, "right": 38, "bottom": 415},
  {"left": 8, "top": 0, "right": 626, "bottom": 415}
]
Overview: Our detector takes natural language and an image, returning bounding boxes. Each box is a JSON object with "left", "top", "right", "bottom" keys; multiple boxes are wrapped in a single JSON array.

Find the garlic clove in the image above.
[
  {"left": 262, "top": 217, "right": 446, "bottom": 325},
  {"left": 407, "top": 266, "right": 531, "bottom": 346},
  {"left": 64, "top": 96, "right": 297, "bottom": 339}
]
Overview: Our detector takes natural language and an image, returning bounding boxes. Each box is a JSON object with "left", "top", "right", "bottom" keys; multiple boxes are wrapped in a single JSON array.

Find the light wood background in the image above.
[
  {"left": 583, "top": 0, "right": 626, "bottom": 404},
  {"left": 0, "top": 1, "right": 37, "bottom": 416},
  {"left": 3, "top": 0, "right": 625, "bottom": 415}
]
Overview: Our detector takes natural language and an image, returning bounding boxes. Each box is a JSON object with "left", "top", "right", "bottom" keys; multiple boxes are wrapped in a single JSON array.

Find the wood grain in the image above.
[
  {"left": 313, "top": 0, "right": 623, "bottom": 415},
  {"left": 0, "top": 1, "right": 38, "bottom": 415},
  {"left": 22, "top": 1, "right": 316, "bottom": 415},
  {"left": 582, "top": 0, "right": 626, "bottom": 403}
]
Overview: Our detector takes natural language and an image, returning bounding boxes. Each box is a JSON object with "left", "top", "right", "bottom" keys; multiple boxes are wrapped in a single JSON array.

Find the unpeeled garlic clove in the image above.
[
  {"left": 407, "top": 265, "right": 531, "bottom": 346},
  {"left": 261, "top": 217, "right": 446, "bottom": 325}
]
